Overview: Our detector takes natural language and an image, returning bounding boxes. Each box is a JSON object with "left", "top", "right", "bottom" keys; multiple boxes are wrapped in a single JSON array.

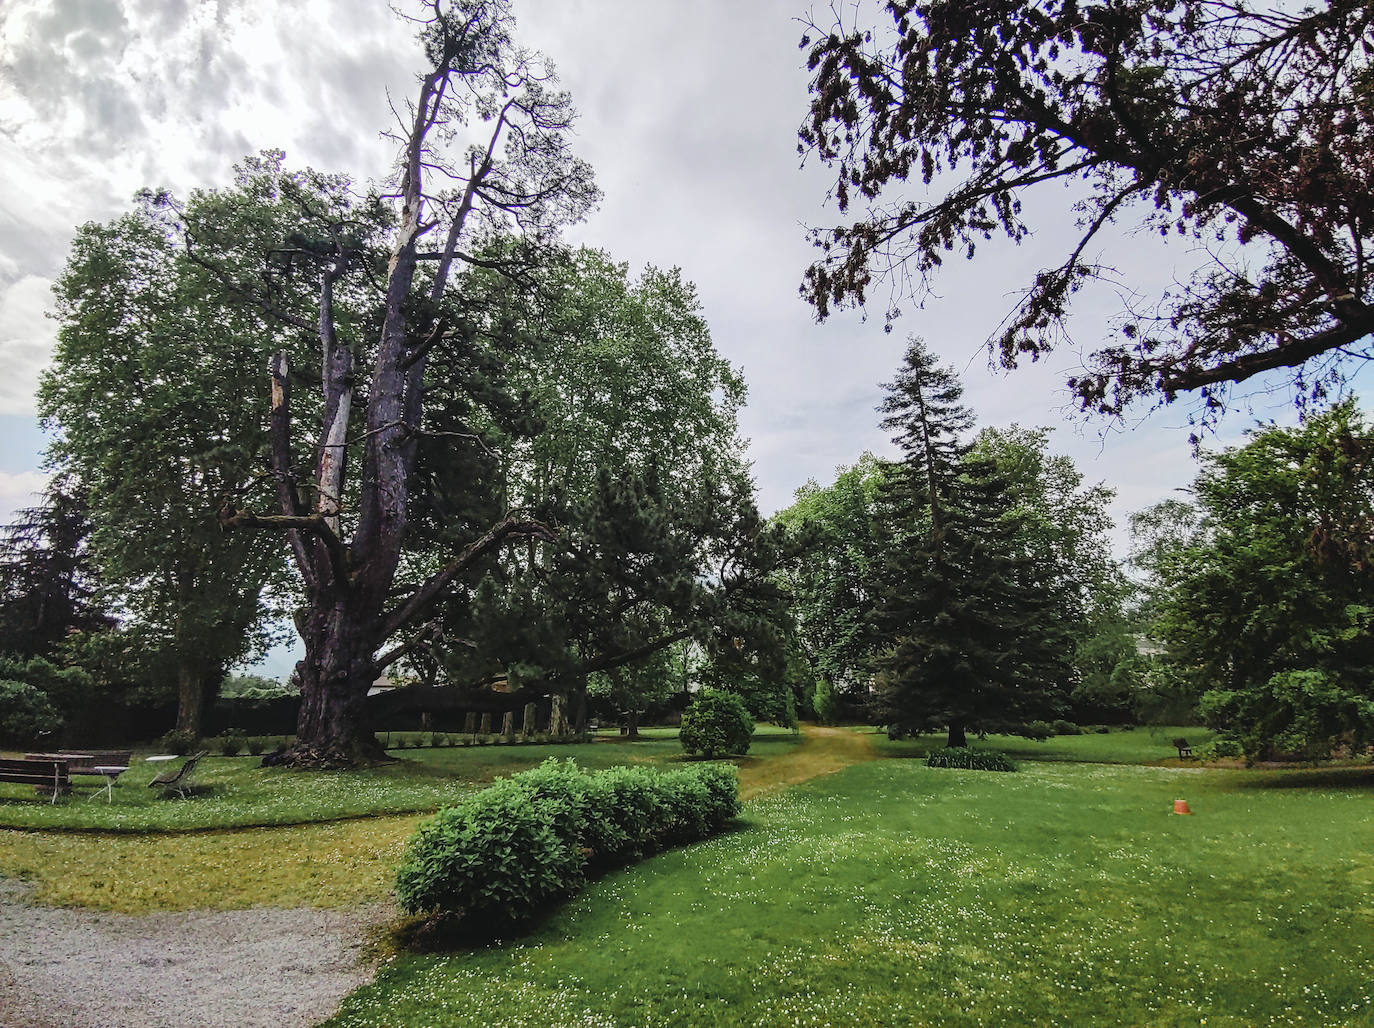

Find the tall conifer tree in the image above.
[{"left": 872, "top": 339, "right": 1069, "bottom": 746}]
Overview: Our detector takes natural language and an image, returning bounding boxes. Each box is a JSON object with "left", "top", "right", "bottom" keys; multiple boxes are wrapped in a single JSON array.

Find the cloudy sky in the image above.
[{"left": 0, "top": 0, "right": 1360, "bottom": 560}]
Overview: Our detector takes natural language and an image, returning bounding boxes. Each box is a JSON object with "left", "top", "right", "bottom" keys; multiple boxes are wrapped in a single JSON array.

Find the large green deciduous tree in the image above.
[
  {"left": 420, "top": 249, "right": 791, "bottom": 729},
  {"left": 1143, "top": 401, "right": 1374, "bottom": 758},
  {"left": 40, "top": 197, "right": 297, "bottom": 736},
  {"left": 772, "top": 453, "right": 889, "bottom": 699},
  {"left": 871, "top": 339, "right": 1071, "bottom": 746},
  {"left": 801, "top": 1, "right": 1374, "bottom": 423}
]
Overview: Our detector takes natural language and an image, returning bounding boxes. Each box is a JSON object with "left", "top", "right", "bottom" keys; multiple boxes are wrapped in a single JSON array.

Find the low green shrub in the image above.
[
  {"left": 1093, "top": 725, "right": 1111, "bottom": 734},
  {"left": 217, "top": 731, "right": 245, "bottom": 757},
  {"left": 1016, "top": 720, "right": 1055, "bottom": 741},
  {"left": 0, "top": 679, "right": 62, "bottom": 747},
  {"left": 395, "top": 759, "right": 740, "bottom": 926},
  {"left": 1201, "top": 737, "right": 1245, "bottom": 760},
  {"left": 156, "top": 729, "right": 198, "bottom": 756},
  {"left": 1051, "top": 719, "right": 1082, "bottom": 736},
  {"left": 926, "top": 747, "right": 1018, "bottom": 772},
  {"left": 246, "top": 737, "right": 266, "bottom": 756},
  {"left": 680, "top": 689, "right": 754, "bottom": 758},
  {"left": 395, "top": 777, "right": 581, "bottom": 924}
]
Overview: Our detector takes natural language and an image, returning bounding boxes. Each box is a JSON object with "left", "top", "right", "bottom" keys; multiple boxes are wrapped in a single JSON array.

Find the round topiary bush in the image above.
[{"left": 679, "top": 689, "right": 754, "bottom": 758}]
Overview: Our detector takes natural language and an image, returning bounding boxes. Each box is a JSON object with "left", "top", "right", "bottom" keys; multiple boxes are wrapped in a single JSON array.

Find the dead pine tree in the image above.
[{"left": 218, "top": 0, "right": 598, "bottom": 766}]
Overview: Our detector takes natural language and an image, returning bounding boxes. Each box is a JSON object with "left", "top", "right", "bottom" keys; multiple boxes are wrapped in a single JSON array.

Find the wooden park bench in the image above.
[
  {"left": 148, "top": 750, "right": 208, "bottom": 799},
  {"left": 27, "top": 750, "right": 133, "bottom": 777},
  {"left": 1172, "top": 737, "right": 1195, "bottom": 759},
  {"left": 0, "top": 756, "right": 71, "bottom": 803}
]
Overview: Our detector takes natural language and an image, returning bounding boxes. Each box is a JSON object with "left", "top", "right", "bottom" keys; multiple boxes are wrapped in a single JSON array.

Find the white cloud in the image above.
[
  {"left": 0, "top": 273, "right": 55, "bottom": 415},
  {"left": 0, "top": 0, "right": 1362, "bottom": 559},
  {"left": 0, "top": 468, "right": 47, "bottom": 524}
]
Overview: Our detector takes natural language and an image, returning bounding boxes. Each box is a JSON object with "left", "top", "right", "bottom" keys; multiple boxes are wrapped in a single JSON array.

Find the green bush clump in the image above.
[
  {"left": 156, "top": 729, "right": 198, "bottom": 756},
  {"left": 0, "top": 679, "right": 62, "bottom": 746},
  {"left": 246, "top": 737, "right": 266, "bottom": 756},
  {"left": 1202, "top": 737, "right": 1245, "bottom": 760},
  {"left": 1051, "top": 719, "right": 1082, "bottom": 736},
  {"left": 395, "top": 759, "right": 740, "bottom": 926},
  {"left": 926, "top": 747, "right": 1018, "bottom": 772},
  {"left": 1016, "top": 720, "right": 1054, "bottom": 741},
  {"left": 680, "top": 689, "right": 754, "bottom": 758}
]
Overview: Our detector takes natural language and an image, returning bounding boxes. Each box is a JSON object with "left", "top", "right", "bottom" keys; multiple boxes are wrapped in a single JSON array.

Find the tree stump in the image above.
[
  {"left": 501, "top": 711, "right": 514, "bottom": 740},
  {"left": 479, "top": 712, "right": 492, "bottom": 737},
  {"left": 549, "top": 695, "right": 567, "bottom": 737},
  {"left": 522, "top": 702, "right": 537, "bottom": 738}
]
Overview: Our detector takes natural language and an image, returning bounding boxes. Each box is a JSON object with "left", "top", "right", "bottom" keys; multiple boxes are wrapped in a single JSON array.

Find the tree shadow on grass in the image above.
[{"left": 1237, "top": 766, "right": 1374, "bottom": 791}]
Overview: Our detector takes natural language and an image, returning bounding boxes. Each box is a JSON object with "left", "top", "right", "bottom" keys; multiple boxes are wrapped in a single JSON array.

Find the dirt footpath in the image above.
[
  {"left": 0, "top": 879, "right": 389, "bottom": 1028},
  {"left": 736, "top": 724, "right": 876, "bottom": 801}
]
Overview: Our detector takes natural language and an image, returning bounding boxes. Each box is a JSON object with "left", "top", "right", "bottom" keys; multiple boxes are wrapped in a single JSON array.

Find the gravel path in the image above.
[{"left": 0, "top": 880, "right": 389, "bottom": 1028}]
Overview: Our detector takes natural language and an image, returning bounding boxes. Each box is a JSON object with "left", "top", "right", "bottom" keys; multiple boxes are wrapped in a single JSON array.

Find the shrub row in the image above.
[
  {"left": 926, "top": 747, "right": 1018, "bottom": 772},
  {"left": 395, "top": 758, "right": 740, "bottom": 924}
]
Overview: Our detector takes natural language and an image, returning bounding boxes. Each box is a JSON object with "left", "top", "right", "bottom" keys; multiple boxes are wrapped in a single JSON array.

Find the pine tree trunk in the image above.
[
  {"left": 947, "top": 721, "right": 967, "bottom": 748},
  {"left": 627, "top": 709, "right": 640, "bottom": 738}
]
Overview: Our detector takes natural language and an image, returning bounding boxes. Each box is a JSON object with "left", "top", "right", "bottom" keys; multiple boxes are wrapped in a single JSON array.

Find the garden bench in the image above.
[
  {"left": 148, "top": 750, "right": 208, "bottom": 799},
  {"left": 0, "top": 757, "right": 71, "bottom": 803},
  {"left": 27, "top": 749, "right": 132, "bottom": 775},
  {"left": 1172, "top": 738, "right": 1195, "bottom": 759}
]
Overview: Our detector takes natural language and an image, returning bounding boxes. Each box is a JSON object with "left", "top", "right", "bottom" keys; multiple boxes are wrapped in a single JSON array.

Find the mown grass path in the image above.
[{"left": 737, "top": 724, "right": 875, "bottom": 801}]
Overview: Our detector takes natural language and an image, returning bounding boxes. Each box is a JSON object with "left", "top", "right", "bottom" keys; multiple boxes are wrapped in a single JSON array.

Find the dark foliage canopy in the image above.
[
  {"left": 871, "top": 339, "right": 1071, "bottom": 745},
  {"left": 801, "top": 1, "right": 1374, "bottom": 423}
]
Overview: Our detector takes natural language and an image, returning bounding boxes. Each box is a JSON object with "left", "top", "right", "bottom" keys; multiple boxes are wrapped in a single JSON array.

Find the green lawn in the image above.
[
  {"left": 870, "top": 724, "right": 1221, "bottom": 765},
  {"left": 0, "top": 729, "right": 802, "bottom": 831},
  {"left": 327, "top": 758, "right": 1374, "bottom": 1028}
]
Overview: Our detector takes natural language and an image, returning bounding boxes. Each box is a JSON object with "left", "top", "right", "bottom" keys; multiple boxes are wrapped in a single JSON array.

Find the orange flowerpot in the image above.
[{"left": 1173, "top": 799, "right": 1192, "bottom": 815}]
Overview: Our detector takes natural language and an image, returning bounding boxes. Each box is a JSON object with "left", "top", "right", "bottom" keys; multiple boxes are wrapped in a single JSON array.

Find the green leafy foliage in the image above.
[
  {"left": 925, "top": 748, "right": 1017, "bottom": 772},
  {"left": 0, "top": 679, "right": 62, "bottom": 746},
  {"left": 1141, "top": 402, "right": 1374, "bottom": 758},
  {"left": 679, "top": 689, "right": 755, "bottom": 758},
  {"left": 812, "top": 678, "right": 838, "bottom": 725},
  {"left": 395, "top": 776, "right": 581, "bottom": 924},
  {"left": 0, "top": 654, "right": 93, "bottom": 728},
  {"left": 771, "top": 454, "right": 889, "bottom": 701},
  {"left": 394, "top": 759, "right": 740, "bottom": 925}
]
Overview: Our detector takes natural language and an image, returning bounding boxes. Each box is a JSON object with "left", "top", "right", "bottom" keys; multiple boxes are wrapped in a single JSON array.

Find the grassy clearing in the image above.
[
  {"left": 870, "top": 723, "right": 1221, "bottom": 765},
  {"left": 0, "top": 729, "right": 806, "bottom": 911},
  {"left": 327, "top": 759, "right": 1374, "bottom": 1028},
  {"left": 0, "top": 730, "right": 802, "bottom": 832},
  {"left": 0, "top": 815, "right": 419, "bottom": 912}
]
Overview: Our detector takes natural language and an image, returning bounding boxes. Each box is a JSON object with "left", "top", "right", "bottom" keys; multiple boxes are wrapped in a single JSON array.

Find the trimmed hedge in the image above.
[
  {"left": 925, "top": 747, "right": 1018, "bottom": 772},
  {"left": 395, "top": 759, "right": 740, "bottom": 924}
]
